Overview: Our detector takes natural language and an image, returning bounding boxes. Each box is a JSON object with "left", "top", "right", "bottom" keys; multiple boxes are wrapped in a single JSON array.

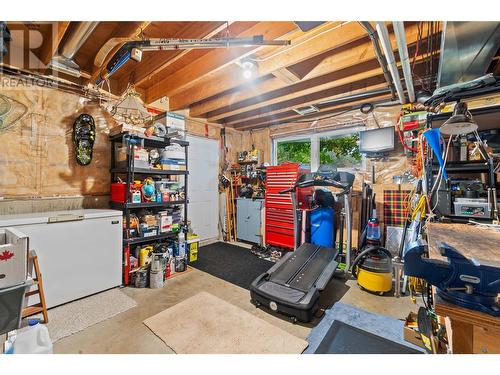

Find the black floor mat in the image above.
[
  {"left": 314, "top": 320, "right": 422, "bottom": 354},
  {"left": 191, "top": 242, "right": 273, "bottom": 290}
]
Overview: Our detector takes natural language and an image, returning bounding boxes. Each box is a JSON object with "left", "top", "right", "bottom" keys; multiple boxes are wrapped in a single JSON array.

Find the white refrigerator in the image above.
[{"left": 0, "top": 209, "right": 123, "bottom": 308}]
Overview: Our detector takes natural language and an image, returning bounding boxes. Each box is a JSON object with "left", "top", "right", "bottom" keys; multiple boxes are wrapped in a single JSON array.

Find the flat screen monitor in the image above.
[{"left": 359, "top": 126, "right": 395, "bottom": 154}]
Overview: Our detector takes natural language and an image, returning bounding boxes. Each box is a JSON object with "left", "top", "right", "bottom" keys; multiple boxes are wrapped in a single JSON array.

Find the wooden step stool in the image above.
[{"left": 22, "top": 250, "right": 49, "bottom": 323}]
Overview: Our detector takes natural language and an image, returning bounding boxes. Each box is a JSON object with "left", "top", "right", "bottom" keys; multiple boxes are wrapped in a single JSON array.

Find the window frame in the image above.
[{"left": 272, "top": 125, "right": 365, "bottom": 172}]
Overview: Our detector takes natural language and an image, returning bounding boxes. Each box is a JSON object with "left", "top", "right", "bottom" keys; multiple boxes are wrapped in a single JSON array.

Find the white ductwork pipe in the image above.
[
  {"left": 375, "top": 22, "right": 406, "bottom": 104},
  {"left": 60, "top": 22, "right": 99, "bottom": 60},
  {"left": 50, "top": 22, "right": 99, "bottom": 78},
  {"left": 393, "top": 21, "right": 415, "bottom": 103}
]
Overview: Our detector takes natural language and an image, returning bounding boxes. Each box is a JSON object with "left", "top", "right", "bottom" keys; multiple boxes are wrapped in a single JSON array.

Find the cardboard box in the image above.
[
  {"left": 115, "top": 145, "right": 150, "bottom": 169},
  {"left": 0, "top": 228, "right": 28, "bottom": 288},
  {"left": 162, "top": 164, "right": 187, "bottom": 171},
  {"left": 159, "top": 212, "right": 173, "bottom": 233},
  {"left": 403, "top": 312, "right": 423, "bottom": 347},
  {"left": 109, "top": 124, "right": 145, "bottom": 137}
]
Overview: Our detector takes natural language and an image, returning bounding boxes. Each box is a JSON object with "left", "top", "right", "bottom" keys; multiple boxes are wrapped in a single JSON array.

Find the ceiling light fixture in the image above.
[{"left": 241, "top": 60, "right": 256, "bottom": 80}]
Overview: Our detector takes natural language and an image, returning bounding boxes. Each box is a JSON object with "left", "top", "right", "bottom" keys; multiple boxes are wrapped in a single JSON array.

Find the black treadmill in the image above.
[{"left": 250, "top": 171, "right": 355, "bottom": 323}]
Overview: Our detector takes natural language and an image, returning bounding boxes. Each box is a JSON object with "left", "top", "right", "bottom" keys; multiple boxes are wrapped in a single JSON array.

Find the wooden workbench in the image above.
[{"left": 426, "top": 222, "right": 500, "bottom": 354}]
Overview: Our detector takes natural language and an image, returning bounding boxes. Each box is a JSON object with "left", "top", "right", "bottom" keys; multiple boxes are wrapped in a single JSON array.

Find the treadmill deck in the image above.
[{"left": 270, "top": 243, "right": 338, "bottom": 292}]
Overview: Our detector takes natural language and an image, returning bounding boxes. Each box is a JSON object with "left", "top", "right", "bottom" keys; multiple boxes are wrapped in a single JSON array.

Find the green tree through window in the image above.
[
  {"left": 277, "top": 139, "right": 311, "bottom": 165},
  {"left": 320, "top": 133, "right": 361, "bottom": 168}
]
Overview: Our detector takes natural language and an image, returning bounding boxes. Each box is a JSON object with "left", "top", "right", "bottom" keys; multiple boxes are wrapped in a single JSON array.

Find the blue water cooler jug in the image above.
[{"left": 310, "top": 207, "right": 335, "bottom": 248}]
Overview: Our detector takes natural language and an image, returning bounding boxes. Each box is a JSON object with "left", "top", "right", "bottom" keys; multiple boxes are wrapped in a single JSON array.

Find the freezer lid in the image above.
[{"left": 0, "top": 209, "right": 122, "bottom": 227}]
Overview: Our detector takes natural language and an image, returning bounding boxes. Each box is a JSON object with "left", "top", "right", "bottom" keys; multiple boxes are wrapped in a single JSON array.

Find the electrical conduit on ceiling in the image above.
[
  {"left": 358, "top": 21, "right": 397, "bottom": 101},
  {"left": 375, "top": 22, "right": 407, "bottom": 104},
  {"left": 393, "top": 21, "right": 415, "bottom": 103}
]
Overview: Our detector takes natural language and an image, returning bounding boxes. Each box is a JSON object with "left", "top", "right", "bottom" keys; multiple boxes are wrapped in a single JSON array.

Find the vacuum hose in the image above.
[{"left": 351, "top": 246, "right": 393, "bottom": 278}]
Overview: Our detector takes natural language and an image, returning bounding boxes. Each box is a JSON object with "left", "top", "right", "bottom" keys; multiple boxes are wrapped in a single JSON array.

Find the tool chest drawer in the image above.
[{"left": 264, "top": 163, "right": 312, "bottom": 250}]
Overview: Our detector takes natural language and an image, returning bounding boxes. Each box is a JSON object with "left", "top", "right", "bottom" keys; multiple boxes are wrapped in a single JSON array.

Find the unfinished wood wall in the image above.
[
  {"left": 0, "top": 86, "right": 243, "bottom": 203},
  {"left": 239, "top": 128, "right": 272, "bottom": 164},
  {"left": 0, "top": 86, "right": 117, "bottom": 199}
]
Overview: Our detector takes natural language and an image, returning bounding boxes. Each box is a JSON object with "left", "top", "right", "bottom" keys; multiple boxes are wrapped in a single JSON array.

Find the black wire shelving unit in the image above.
[{"left": 109, "top": 132, "right": 189, "bottom": 276}]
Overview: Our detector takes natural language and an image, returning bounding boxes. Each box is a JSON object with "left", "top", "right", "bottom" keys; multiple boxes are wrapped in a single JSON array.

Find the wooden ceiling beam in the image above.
[
  {"left": 228, "top": 57, "right": 435, "bottom": 129},
  {"left": 210, "top": 61, "right": 383, "bottom": 123},
  {"left": 189, "top": 22, "right": 427, "bottom": 119},
  {"left": 272, "top": 67, "right": 302, "bottom": 84},
  {"left": 237, "top": 93, "right": 394, "bottom": 131},
  {"left": 228, "top": 81, "right": 389, "bottom": 129},
  {"left": 39, "top": 21, "right": 71, "bottom": 66},
  {"left": 145, "top": 21, "right": 297, "bottom": 104},
  {"left": 167, "top": 21, "right": 368, "bottom": 110}
]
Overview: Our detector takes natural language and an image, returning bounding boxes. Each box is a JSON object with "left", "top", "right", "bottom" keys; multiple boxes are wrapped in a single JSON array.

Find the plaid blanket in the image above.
[{"left": 383, "top": 190, "right": 411, "bottom": 228}]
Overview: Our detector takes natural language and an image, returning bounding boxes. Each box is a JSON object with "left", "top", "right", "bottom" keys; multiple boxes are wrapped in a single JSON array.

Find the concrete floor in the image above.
[{"left": 54, "top": 266, "right": 419, "bottom": 354}]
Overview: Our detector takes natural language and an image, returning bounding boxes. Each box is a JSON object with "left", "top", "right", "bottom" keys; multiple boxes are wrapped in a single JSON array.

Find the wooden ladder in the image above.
[{"left": 22, "top": 250, "right": 48, "bottom": 323}]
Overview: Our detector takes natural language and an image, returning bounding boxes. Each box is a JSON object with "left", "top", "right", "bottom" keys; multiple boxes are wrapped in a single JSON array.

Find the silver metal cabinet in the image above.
[{"left": 236, "top": 198, "right": 263, "bottom": 244}]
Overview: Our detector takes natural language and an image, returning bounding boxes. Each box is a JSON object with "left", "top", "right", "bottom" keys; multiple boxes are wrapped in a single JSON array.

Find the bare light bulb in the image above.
[{"left": 243, "top": 69, "right": 253, "bottom": 79}]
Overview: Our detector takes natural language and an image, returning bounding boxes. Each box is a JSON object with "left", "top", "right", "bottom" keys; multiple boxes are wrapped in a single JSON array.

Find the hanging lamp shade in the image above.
[
  {"left": 110, "top": 85, "right": 152, "bottom": 126},
  {"left": 440, "top": 102, "right": 478, "bottom": 135}
]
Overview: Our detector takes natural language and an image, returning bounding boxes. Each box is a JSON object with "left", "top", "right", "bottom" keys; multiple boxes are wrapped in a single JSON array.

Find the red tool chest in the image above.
[{"left": 264, "top": 163, "right": 312, "bottom": 250}]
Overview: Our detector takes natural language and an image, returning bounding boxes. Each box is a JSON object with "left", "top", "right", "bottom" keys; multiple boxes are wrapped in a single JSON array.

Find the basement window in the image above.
[
  {"left": 272, "top": 126, "right": 364, "bottom": 172},
  {"left": 276, "top": 138, "right": 311, "bottom": 168}
]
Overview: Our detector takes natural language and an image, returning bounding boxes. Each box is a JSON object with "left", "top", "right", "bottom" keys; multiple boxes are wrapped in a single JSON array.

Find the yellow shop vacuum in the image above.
[{"left": 352, "top": 246, "right": 393, "bottom": 294}]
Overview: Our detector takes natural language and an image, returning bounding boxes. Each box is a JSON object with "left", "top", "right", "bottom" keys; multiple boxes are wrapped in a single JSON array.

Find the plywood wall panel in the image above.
[{"left": 0, "top": 85, "right": 117, "bottom": 198}]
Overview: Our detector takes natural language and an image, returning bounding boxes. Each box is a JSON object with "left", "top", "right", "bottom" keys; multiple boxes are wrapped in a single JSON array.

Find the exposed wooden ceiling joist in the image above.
[
  {"left": 272, "top": 67, "right": 303, "bottom": 84},
  {"left": 229, "top": 57, "right": 435, "bottom": 129},
  {"left": 145, "top": 21, "right": 298, "bottom": 104},
  {"left": 189, "top": 22, "right": 428, "bottom": 120},
  {"left": 228, "top": 79, "right": 389, "bottom": 129},
  {"left": 167, "top": 21, "right": 368, "bottom": 110},
  {"left": 215, "top": 61, "right": 385, "bottom": 123},
  {"left": 239, "top": 93, "right": 395, "bottom": 131}
]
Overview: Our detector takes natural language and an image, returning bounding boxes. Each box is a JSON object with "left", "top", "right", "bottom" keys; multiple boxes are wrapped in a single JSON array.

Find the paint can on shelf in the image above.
[
  {"left": 149, "top": 270, "right": 164, "bottom": 289},
  {"left": 135, "top": 269, "right": 148, "bottom": 288},
  {"left": 151, "top": 253, "right": 163, "bottom": 273},
  {"left": 175, "top": 256, "right": 187, "bottom": 273}
]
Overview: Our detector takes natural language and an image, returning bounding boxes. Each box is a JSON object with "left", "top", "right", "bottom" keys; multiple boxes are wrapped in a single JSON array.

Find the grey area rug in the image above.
[{"left": 39, "top": 288, "right": 136, "bottom": 343}]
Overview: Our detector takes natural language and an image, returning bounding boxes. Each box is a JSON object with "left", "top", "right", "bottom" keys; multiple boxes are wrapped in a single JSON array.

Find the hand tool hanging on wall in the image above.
[{"left": 73, "top": 114, "right": 96, "bottom": 166}]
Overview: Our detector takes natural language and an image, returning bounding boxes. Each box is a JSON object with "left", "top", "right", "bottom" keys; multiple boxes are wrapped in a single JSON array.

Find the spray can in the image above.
[
  {"left": 170, "top": 257, "right": 176, "bottom": 276},
  {"left": 165, "top": 261, "right": 171, "bottom": 280}
]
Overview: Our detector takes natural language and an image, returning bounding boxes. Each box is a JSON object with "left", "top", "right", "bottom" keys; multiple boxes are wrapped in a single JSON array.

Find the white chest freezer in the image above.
[{"left": 0, "top": 209, "right": 123, "bottom": 308}]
